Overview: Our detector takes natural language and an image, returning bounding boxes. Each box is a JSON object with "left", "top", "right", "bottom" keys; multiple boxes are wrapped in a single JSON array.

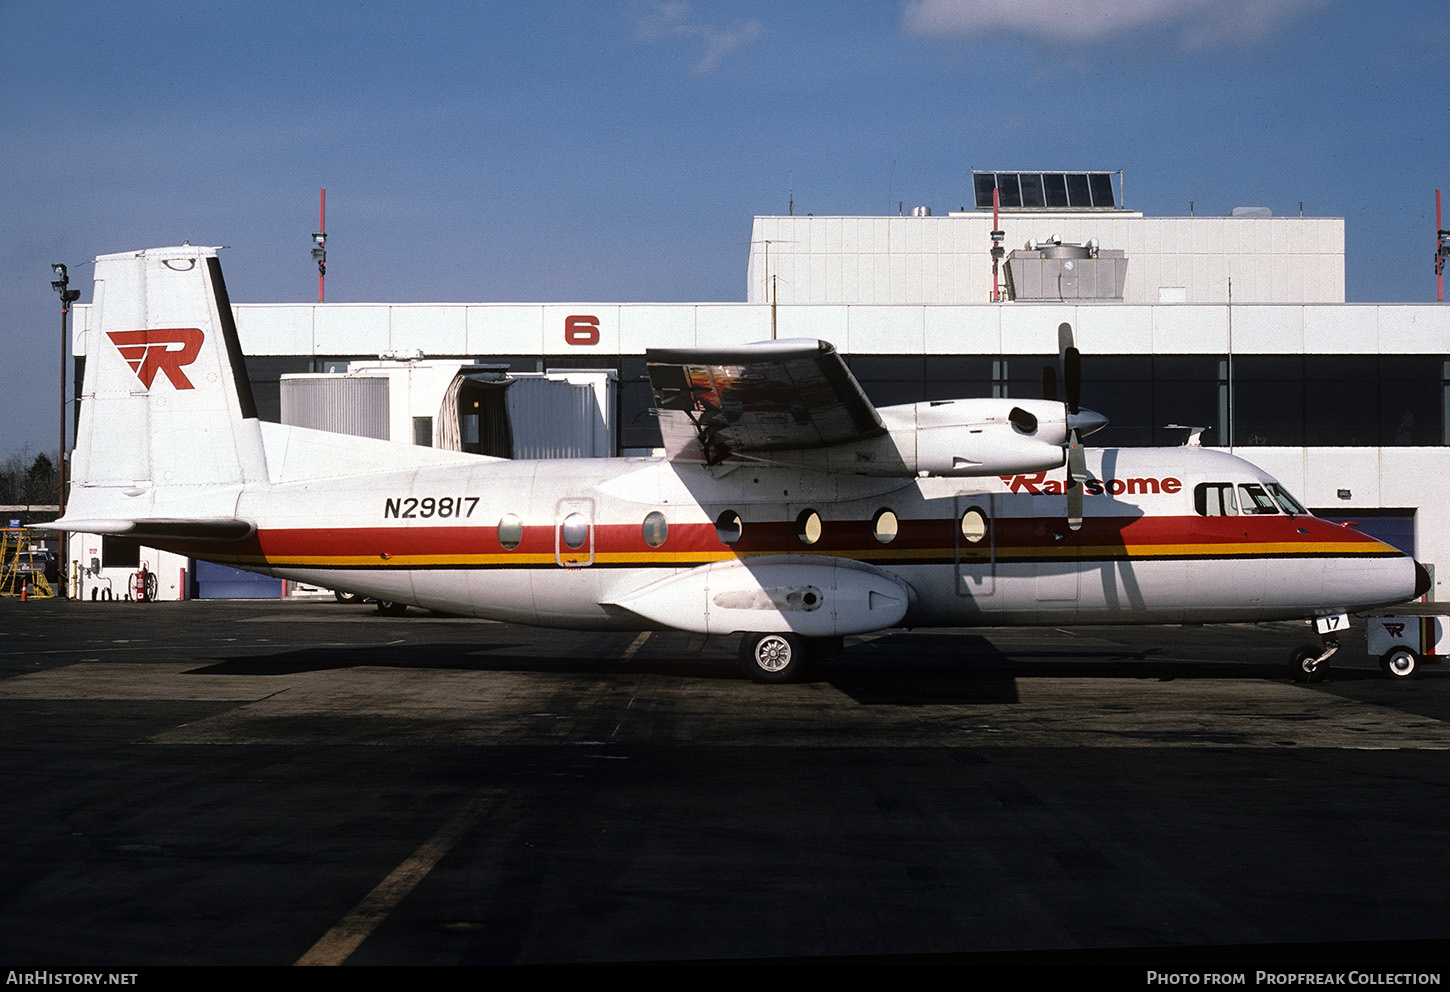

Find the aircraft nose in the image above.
[
  {"left": 1414, "top": 560, "right": 1433, "bottom": 599},
  {"left": 1068, "top": 406, "right": 1108, "bottom": 438}
]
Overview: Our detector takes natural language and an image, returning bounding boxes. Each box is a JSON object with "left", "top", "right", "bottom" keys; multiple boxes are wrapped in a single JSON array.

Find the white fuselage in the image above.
[{"left": 153, "top": 445, "right": 1418, "bottom": 634}]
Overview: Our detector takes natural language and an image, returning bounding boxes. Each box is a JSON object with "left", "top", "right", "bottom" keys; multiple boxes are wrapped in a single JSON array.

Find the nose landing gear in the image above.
[{"left": 1289, "top": 612, "right": 1349, "bottom": 683}]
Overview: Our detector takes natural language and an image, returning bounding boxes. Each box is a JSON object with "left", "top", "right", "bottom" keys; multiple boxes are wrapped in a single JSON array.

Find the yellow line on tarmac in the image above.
[
  {"left": 294, "top": 791, "right": 499, "bottom": 966},
  {"left": 620, "top": 631, "right": 652, "bottom": 660}
]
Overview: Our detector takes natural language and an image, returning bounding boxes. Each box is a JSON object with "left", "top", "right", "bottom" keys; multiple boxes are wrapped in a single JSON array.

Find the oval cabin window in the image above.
[
  {"left": 498, "top": 514, "right": 523, "bottom": 550},
  {"left": 716, "top": 510, "right": 743, "bottom": 546},
  {"left": 960, "top": 507, "right": 988, "bottom": 544},
  {"left": 796, "top": 509, "right": 822, "bottom": 545},
  {"left": 561, "top": 512, "right": 589, "bottom": 550},
  {"left": 872, "top": 508, "right": 899, "bottom": 544},
  {"left": 642, "top": 511, "right": 668, "bottom": 548}
]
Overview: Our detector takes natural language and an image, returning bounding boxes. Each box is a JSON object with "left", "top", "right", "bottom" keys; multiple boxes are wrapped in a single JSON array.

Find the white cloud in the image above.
[
  {"left": 630, "top": 1, "right": 765, "bottom": 74},
  {"left": 901, "top": 0, "right": 1327, "bottom": 50}
]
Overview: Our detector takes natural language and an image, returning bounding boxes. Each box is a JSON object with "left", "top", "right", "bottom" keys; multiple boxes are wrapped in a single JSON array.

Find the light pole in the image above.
[{"left": 50, "top": 263, "right": 79, "bottom": 593}]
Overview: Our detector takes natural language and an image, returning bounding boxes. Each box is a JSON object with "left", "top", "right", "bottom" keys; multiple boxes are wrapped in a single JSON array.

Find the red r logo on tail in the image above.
[{"left": 106, "top": 328, "right": 205, "bottom": 389}]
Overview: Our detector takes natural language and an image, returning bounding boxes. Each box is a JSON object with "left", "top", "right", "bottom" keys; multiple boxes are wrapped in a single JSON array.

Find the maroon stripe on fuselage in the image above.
[{"left": 146, "top": 512, "right": 1398, "bottom": 568}]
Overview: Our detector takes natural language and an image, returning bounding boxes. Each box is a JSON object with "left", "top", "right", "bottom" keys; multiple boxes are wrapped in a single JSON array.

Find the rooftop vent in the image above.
[{"left": 1004, "top": 237, "right": 1126, "bottom": 301}]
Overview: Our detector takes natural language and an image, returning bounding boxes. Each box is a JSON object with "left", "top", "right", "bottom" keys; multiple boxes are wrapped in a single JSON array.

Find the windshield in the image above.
[
  {"left": 1238, "top": 483, "right": 1280, "bottom": 514},
  {"left": 1266, "top": 483, "right": 1307, "bottom": 516}
]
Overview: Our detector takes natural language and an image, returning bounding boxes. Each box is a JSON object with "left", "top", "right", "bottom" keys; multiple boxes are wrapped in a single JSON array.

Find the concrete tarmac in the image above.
[{"left": 1, "top": 597, "right": 1448, "bottom": 966}]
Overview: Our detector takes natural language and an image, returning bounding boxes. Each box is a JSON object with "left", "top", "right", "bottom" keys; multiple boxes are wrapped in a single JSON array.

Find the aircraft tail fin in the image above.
[{"left": 60, "top": 246, "right": 268, "bottom": 528}]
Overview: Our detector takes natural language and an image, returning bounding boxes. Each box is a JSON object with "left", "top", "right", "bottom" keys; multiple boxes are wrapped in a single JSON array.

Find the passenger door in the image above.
[
  {"left": 555, "top": 498, "right": 595, "bottom": 567},
  {"left": 954, "top": 494, "right": 995, "bottom": 597}
]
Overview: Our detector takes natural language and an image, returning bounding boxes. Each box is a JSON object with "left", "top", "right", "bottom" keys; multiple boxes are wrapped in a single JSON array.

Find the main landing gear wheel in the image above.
[
  {"left": 740, "top": 631, "right": 809, "bottom": 683},
  {"left": 1380, "top": 648, "right": 1420, "bottom": 680},
  {"left": 376, "top": 600, "right": 408, "bottom": 616},
  {"left": 1288, "top": 644, "right": 1328, "bottom": 684}
]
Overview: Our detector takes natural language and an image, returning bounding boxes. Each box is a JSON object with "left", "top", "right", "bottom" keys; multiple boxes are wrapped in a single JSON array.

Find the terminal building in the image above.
[{"left": 69, "top": 171, "right": 1449, "bottom": 602}]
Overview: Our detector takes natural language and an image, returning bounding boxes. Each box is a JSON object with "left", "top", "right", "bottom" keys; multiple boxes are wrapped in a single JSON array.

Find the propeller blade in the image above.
[
  {"left": 1041, "top": 365, "right": 1057, "bottom": 403},
  {"left": 1066, "top": 436, "right": 1087, "bottom": 531},
  {"left": 1067, "top": 436, "right": 1087, "bottom": 482},
  {"left": 1057, "top": 322, "right": 1075, "bottom": 359},
  {"left": 1056, "top": 324, "right": 1089, "bottom": 531},
  {"left": 1063, "top": 346, "right": 1081, "bottom": 415}
]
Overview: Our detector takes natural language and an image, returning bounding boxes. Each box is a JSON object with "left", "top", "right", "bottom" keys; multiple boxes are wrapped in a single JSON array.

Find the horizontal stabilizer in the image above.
[{"left": 40, "top": 517, "right": 255, "bottom": 543}]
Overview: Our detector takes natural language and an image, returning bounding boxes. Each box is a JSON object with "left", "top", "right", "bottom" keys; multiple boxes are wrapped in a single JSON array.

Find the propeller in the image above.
[{"left": 1045, "top": 322, "right": 1108, "bottom": 531}]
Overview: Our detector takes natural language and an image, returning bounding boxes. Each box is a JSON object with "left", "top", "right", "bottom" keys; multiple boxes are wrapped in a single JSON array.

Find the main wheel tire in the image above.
[
  {"left": 334, "top": 590, "right": 361, "bottom": 604},
  {"left": 1380, "top": 648, "right": 1420, "bottom": 680},
  {"left": 740, "top": 631, "right": 808, "bottom": 683},
  {"left": 1288, "top": 644, "right": 1327, "bottom": 684},
  {"left": 376, "top": 600, "right": 408, "bottom": 616}
]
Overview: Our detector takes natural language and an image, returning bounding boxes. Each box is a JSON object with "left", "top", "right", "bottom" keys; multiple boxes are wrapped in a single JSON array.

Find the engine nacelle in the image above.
[
  {"left": 878, "top": 398, "right": 1070, "bottom": 477},
  {"left": 730, "top": 397, "right": 1101, "bottom": 479}
]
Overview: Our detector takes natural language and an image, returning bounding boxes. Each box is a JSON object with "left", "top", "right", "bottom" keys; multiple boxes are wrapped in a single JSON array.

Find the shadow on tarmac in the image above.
[{"left": 169, "top": 624, "right": 1413, "bottom": 710}]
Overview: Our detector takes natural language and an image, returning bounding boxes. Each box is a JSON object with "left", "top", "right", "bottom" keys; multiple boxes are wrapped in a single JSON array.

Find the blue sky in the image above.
[{"left": 2, "top": 0, "right": 1447, "bottom": 461}]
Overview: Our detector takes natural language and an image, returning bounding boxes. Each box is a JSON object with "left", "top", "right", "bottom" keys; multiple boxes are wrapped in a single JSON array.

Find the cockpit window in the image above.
[
  {"left": 1238, "top": 483, "right": 1280, "bottom": 514},
  {"left": 1194, "top": 483, "right": 1238, "bottom": 517},
  {"left": 1266, "top": 483, "right": 1307, "bottom": 516}
]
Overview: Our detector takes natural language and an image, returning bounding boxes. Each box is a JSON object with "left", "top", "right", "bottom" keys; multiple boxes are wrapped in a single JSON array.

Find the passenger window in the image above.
[
  {"left": 796, "top": 509, "right": 822, "bottom": 545},
  {"left": 1194, "top": 483, "right": 1238, "bottom": 517},
  {"left": 960, "top": 507, "right": 988, "bottom": 544},
  {"left": 498, "top": 513, "right": 523, "bottom": 550},
  {"left": 1267, "top": 483, "right": 1307, "bottom": 516},
  {"left": 642, "top": 511, "right": 667, "bottom": 548},
  {"left": 872, "top": 508, "right": 899, "bottom": 544},
  {"left": 1238, "top": 483, "right": 1280, "bottom": 514},
  {"left": 716, "top": 510, "right": 743, "bottom": 546},
  {"left": 561, "top": 512, "right": 589, "bottom": 550}
]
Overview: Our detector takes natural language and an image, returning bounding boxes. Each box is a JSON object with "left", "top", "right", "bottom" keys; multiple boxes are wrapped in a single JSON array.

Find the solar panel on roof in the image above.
[
  {"left": 1020, "top": 173, "right": 1046, "bottom": 208},
  {"left": 972, "top": 172, "right": 997, "bottom": 207},
  {"left": 1043, "top": 173, "right": 1069, "bottom": 207},
  {"left": 1065, "top": 173, "right": 1091, "bottom": 207},
  {"left": 972, "top": 171, "right": 1118, "bottom": 210},
  {"left": 1088, "top": 173, "right": 1115, "bottom": 208},
  {"left": 996, "top": 173, "right": 1021, "bottom": 207}
]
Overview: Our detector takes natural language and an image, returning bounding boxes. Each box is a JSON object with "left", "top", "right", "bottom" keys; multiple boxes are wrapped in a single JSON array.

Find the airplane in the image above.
[{"left": 47, "top": 245, "right": 1431, "bottom": 684}]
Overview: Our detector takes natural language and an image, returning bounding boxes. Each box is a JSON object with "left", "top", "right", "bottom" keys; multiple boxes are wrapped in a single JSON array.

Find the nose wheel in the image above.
[{"left": 1288, "top": 643, "right": 1331, "bottom": 683}]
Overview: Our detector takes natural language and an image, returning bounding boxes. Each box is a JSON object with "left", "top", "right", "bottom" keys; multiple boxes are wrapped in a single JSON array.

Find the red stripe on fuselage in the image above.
[{"left": 148, "top": 512, "right": 1398, "bottom": 568}]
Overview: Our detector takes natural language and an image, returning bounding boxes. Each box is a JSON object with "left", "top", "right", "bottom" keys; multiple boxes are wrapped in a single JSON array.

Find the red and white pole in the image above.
[
  {"left": 990, "top": 187, "right": 1003, "bottom": 303},
  {"left": 318, "top": 188, "right": 326, "bottom": 303}
]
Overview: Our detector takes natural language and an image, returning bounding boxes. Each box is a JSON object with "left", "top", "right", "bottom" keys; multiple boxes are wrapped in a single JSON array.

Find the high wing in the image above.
[
  {"left": 645, "top": 337, "right": 1095, "bottom": 481},
  {"left": 646, "top": 339, "right": 885, "bottom": 465}
]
